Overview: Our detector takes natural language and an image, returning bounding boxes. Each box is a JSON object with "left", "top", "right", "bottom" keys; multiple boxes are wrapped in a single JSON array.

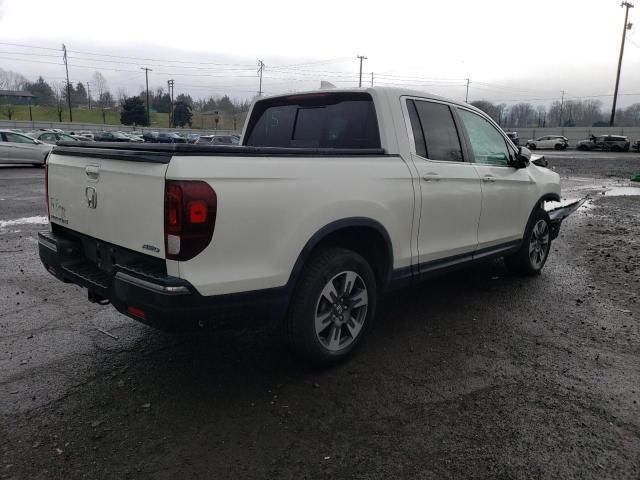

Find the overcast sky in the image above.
[{"left": 0, "top": 0, "right": 639, "bottom": 108}]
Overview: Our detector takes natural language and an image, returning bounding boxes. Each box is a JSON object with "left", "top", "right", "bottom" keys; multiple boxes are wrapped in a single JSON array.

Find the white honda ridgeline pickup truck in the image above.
[{"left": 39, "top": 87, "right": 575, "bottom": 365}]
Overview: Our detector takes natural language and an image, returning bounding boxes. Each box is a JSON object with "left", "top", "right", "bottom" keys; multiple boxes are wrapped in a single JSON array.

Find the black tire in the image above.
[
  {"left": 528, "top": 143, "right": 536, "bottom": 150},
  {"left": 505, "top": 208, "right": 552, "bottom": 276},
  {"left": 554, "top": 143, "right": 562, "bottom": 150},
  {"left": 286, "top": 247, "right": 377, "bottom": 367}
]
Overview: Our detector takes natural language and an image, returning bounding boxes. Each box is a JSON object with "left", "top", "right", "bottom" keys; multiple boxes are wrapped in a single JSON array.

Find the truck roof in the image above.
[{"left": 260, "top": 86, "right": 468, "bottom": 108}]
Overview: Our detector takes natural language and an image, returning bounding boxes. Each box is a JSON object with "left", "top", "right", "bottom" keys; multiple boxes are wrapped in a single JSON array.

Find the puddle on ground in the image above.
[
  {"left": 0, "top": 216, "right": 48, "bottom": 229},
  {"left": 603, "top": 186, "right": 640, "bottom": 196}
]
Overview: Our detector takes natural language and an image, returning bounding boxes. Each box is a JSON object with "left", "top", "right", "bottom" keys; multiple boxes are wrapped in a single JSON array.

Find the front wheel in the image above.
[
  {"left": 286, "top": 248, "right": 377, "bottom": 366},
  {"left": 528, "top": 143, "right": 537, "bottom": 150},
  {"left": 505, "top": 208, "right": 552, "bottom": 276}
]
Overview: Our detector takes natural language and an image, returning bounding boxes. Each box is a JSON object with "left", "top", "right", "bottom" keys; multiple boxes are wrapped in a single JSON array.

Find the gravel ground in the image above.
[{"left": 1, "top": 154, "right": 639, "bottom": 480}]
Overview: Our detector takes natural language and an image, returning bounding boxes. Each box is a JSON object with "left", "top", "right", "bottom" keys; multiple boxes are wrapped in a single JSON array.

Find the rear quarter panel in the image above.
[{"left": 166, "top": 154, "right": 415, "bottom": 296}]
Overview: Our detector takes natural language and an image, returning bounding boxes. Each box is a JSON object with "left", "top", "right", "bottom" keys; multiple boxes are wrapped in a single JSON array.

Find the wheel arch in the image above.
[{"left": 286, "top": 217, "right": 394, "bottom": 293}]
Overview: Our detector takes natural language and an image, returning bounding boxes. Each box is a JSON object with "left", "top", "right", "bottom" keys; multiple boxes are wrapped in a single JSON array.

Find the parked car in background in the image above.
[
  {"left": 576, "top": 135, "right": 630, "bottom": 152},
  {"left": 93, "top": 131, "right": 132, "bottom": 142},
  {"left": 157, "top": 132, "right": 186, "bottom": 143},
  {"left": 504, "top": 131, "right": 519, "bottom": 146},
  {"left": 186, "top": 133, "right": 200, "bottom": 143},
  {"left": 526, "top": 136, "right": 569, "bottom": 150},
  {"left": 142, "top": 132, "right": 186, "bottom": 143},
  {"left": 632, "top": 140, "right": 640, "bottom": 152},
  {"left": 119, "top": 132, "right": 144, "bottom": 142},
  {"left": 195, "top": 134, "right": 241, "bottom": 145},
  {"left": 69, "top": 134, "right": 94, "bottom": 142},
  {"left": 76, "top": 131, "right": 94, "bottom": 140},
  {"left": 0, "top": 129, "right": 52, "bottom": 166},
  {"left": 30, "top": 131, "right": 81, "bottom": 145}
]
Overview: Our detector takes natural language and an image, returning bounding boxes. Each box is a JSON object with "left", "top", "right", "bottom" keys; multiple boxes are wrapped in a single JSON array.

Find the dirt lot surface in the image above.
[{"left": 1, "top": 153, "right": 639, "bottom": 479}]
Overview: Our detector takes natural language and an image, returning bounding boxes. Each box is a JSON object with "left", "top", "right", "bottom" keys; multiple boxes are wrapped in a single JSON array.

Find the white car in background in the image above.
[
  {"left": 29, "top": 131, "right": 82, "bottom": 145},
  {"left": 0, "top": 129, "right": 52, "bottom": 166},
  {"left": 526, "top": 136, "right": 569, "bottom": 150}
]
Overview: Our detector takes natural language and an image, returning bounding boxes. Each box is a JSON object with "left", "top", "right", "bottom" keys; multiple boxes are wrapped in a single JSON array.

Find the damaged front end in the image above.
[{"left": 545, "top": 198, "right": 586, "bottom": 239}]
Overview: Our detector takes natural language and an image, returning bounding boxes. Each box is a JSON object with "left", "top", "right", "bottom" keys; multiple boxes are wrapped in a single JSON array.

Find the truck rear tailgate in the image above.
[{"left": 47, "top": 146, "right": 169, "bottom": 258}]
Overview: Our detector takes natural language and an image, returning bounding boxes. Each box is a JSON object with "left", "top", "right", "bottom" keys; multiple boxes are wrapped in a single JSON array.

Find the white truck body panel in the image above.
[
  {"left": 166, "top": 154, "right": 415, "bottom": 295},
  {"left": 48, "top": 155, "right": 168, "bottom": 258}
]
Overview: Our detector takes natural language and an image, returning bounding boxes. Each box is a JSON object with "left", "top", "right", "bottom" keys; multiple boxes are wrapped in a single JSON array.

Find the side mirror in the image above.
[{"left": 512, "top": 146, "right": 531, "bottom": 169}]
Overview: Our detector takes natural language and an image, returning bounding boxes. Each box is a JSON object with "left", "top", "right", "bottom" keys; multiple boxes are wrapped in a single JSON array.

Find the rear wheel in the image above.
[
  {"left": 528, "top": 143, "right": 537, "bottom": 150},
  {"left": 554, "top": 143, "right": 562, "bottom": 150},
  {"left": 505, "top": 208, "right": 552, "bottom": 276},
  {"left": 286, "top": 248, "right": 377, "bottom": 366}
]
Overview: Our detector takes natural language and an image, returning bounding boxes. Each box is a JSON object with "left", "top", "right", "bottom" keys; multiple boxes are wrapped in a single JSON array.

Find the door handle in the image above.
[
  {"left": 422, "top": 173, "right": 441, "bottom": 182},
  {"left": 482, "top": 175, "right": 496, "bottom": 183}
]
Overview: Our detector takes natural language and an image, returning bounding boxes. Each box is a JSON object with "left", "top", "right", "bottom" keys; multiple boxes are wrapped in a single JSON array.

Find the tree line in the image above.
[
  {"left": 471, "top": 99, "right": 640, "bottom": 128},
  {"left": 0, "top": 68, "right": 252, "bottom": 126}
]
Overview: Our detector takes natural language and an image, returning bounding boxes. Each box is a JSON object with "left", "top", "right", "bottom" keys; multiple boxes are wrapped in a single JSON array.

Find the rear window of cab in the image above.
[{"left": 244, "top": 92, "right": 381, "bottom": 149}]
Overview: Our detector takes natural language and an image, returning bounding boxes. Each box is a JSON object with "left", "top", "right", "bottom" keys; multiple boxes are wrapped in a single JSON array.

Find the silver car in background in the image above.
[{"left": 0, "top": 130, "right": 52, "bottom": 166}]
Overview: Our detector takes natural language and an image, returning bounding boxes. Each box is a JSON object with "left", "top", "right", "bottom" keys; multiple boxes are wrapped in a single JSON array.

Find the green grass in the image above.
[{"left": 1, "top": 105, "right": 247, "bottom": 131}]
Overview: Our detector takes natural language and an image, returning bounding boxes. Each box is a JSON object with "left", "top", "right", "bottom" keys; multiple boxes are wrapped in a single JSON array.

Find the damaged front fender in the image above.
[{"left": 544, "top": 198, "right": 587, "bottom": 239}]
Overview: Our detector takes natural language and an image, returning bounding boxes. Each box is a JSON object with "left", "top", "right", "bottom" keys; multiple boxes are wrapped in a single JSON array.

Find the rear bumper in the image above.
[{"left": 38, "top": 229, "right": 287, "bottom": 331}]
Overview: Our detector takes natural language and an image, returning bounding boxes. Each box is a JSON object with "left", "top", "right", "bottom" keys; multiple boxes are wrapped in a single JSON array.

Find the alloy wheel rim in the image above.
[
  {"left": 314, "top": 270, "right": 368, "bottom": 352},
  {"left": 529, "top": 219, "right": 550, "bottom": 269}
]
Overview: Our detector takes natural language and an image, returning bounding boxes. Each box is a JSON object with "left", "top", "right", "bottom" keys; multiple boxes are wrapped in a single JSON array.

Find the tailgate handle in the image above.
[{"left": 85, "top": 164, "right": 100, "bottom": 180}]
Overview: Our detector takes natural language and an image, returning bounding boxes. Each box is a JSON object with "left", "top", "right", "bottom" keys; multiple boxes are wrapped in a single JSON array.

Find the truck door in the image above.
[
  {"left": 454, "top": 107, "right": 536, "bottom": 250},
  {"left": 403, "top": 98, "right": 482, "bottom": 270}
]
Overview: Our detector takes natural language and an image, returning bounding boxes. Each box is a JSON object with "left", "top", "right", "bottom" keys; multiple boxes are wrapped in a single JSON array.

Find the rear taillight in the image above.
[
  {"left": 164, "top": 180, "right": 217, "bottom": 261},
  {"left": 44, "top": 161, "right": 50, "bottom": 219}
]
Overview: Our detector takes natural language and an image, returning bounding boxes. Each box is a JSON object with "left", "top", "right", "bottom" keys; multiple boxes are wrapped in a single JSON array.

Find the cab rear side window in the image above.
[
  {"left": 244, "top": 92, "right": 381, "bottom": 149},
  {"left": 406, "top": 99, "right": 463, "bottom": 162}
]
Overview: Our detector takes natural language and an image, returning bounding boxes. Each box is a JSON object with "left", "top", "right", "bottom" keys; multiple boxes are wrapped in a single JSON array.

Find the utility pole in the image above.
[
  {"left": 62, "top": 44, "right": 73, "bottom": 122},
  {"left": 465, "top": 78, "right": 470, "bottom": 103},
  {"left": 559, "top": 90, "right": 565, "bottom": 127},
  {"left": 357, "top": 55, "right": 367, "bottom": 88},
  {"left": 141, "top": 67, "right": 152, "bottom": 126},
  {"left": 610, "top": 1, "right": 634, "bottom": 126},
  {"left": 167, "top": 79, "right": 175, "bottom": 128},
  {"left": 86, "top": 82, "right": 91, "bottom": 110},
  {"left": 371, "top": 72, "right": 374, "bottom": 87},
  {"left": 257, "top": 60, "right": 265, "bottom": 97}
]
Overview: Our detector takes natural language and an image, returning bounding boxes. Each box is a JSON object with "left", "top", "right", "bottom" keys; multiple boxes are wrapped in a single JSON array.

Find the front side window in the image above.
[
  {"left": 245, "top": 92, "right": 380, "bottom": 149},
  {"left": 4, "top": 132, "right": 36, "bottom": 144},
  {"left": 457, "top": 109, "right": 512, "bottom": 166}
]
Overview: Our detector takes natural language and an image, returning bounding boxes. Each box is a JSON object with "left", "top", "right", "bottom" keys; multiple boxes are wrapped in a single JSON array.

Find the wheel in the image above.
[
  {"left": 528, "top": 143, "right": 536, "bottom": 150},
  {"left": 505, "top": 208, "right": 552, "bottom": 276},
  {"left": 554, "top": 143, "right": 562, "bottom": 150},
  {"left": 286, "top": 247, "right": 377, "bottom": 366}
]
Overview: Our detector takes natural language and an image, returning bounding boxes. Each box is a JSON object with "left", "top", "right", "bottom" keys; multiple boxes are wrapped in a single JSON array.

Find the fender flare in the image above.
[{"left": 285, "top": 217, "right": 394, "bottom": 291}]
